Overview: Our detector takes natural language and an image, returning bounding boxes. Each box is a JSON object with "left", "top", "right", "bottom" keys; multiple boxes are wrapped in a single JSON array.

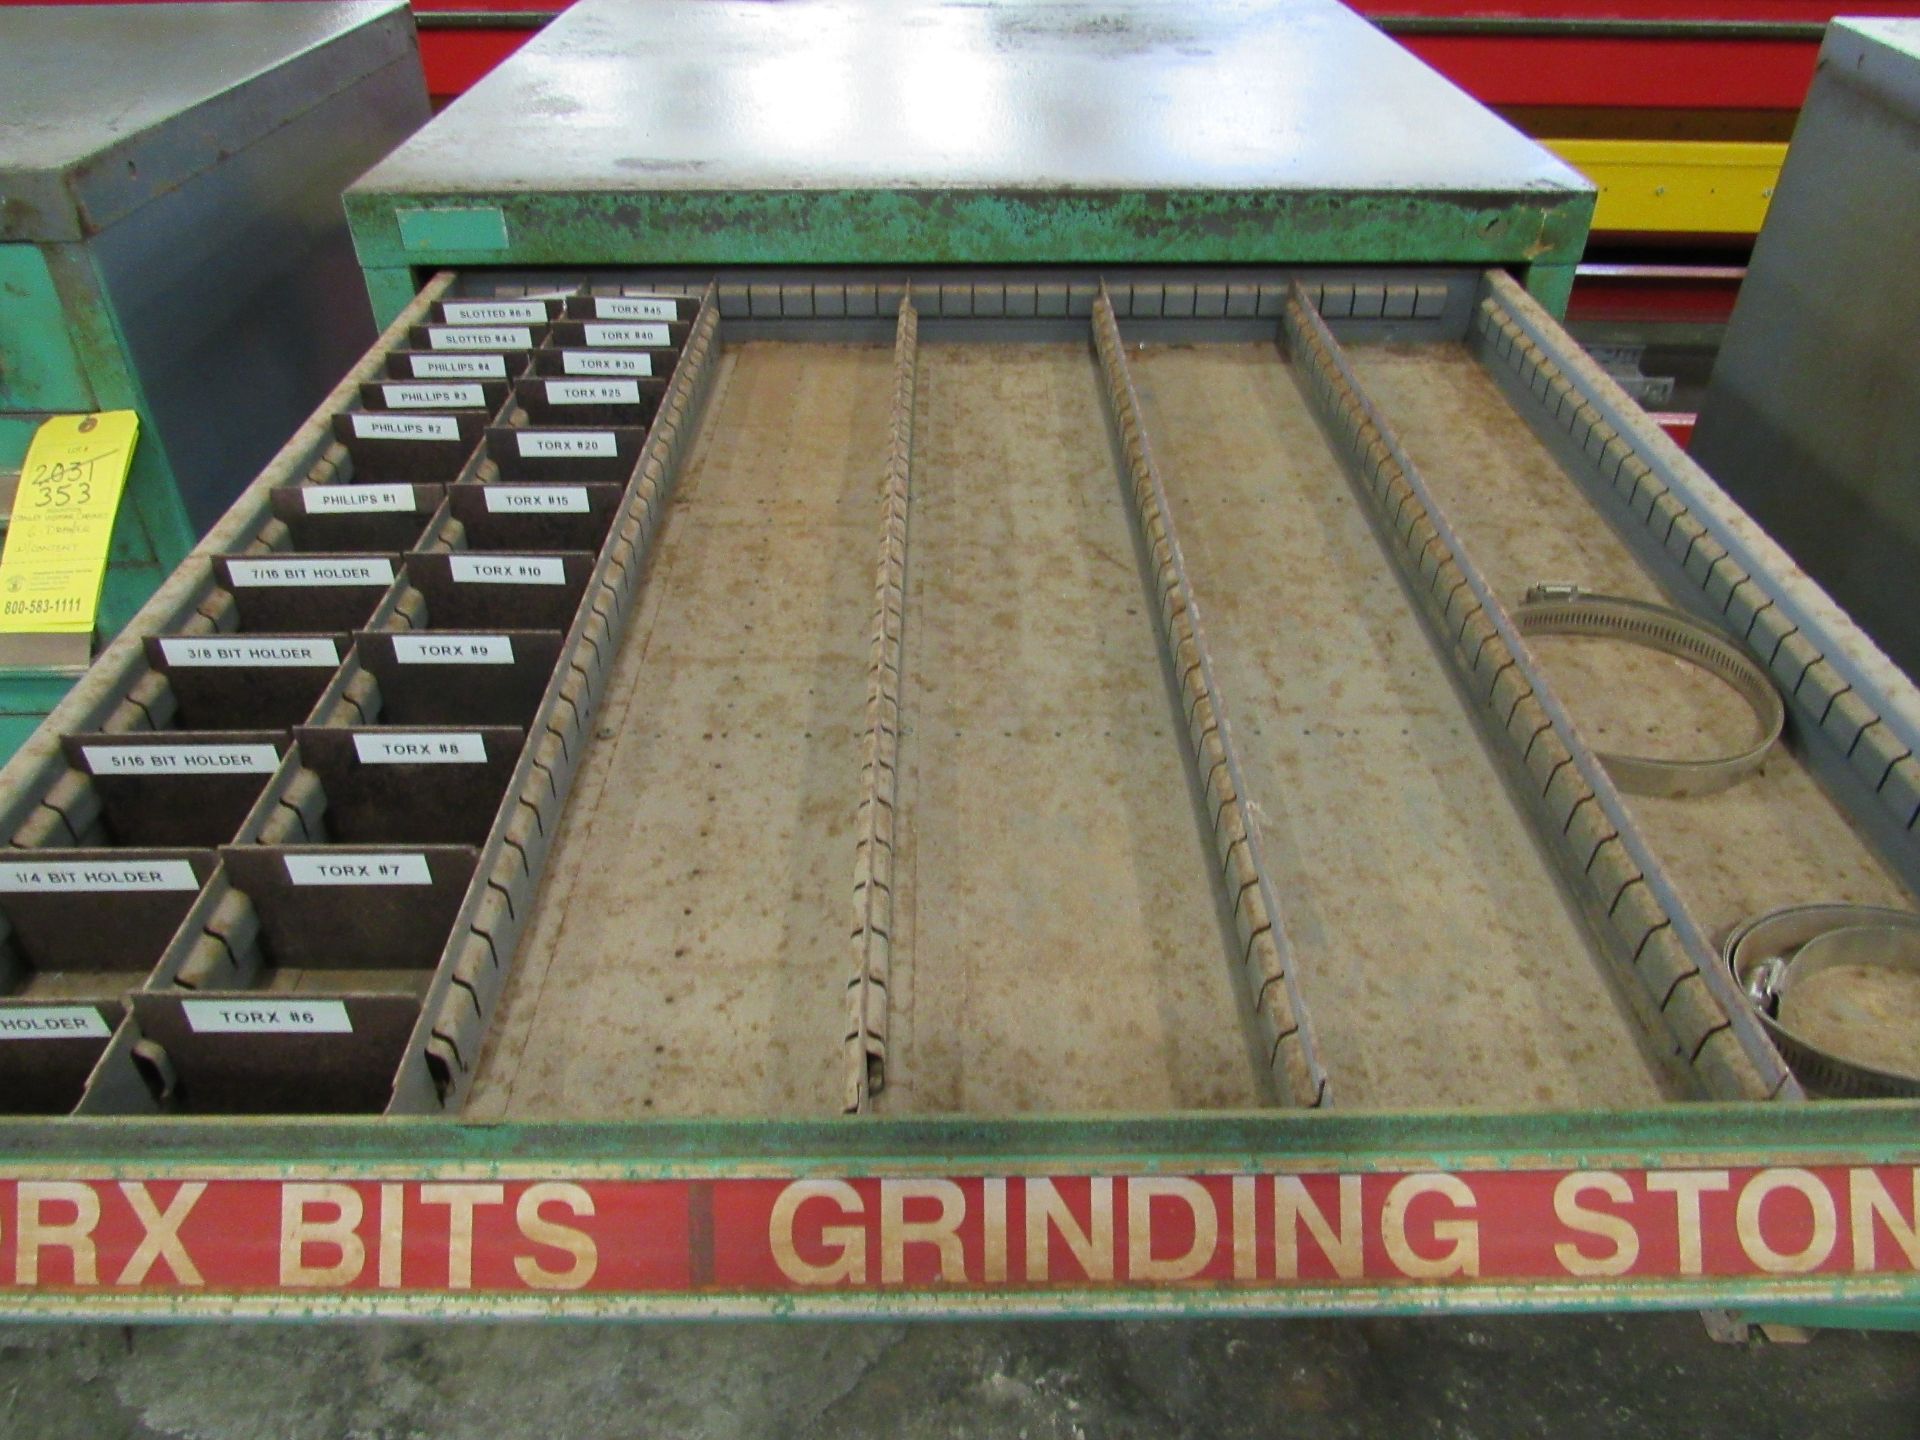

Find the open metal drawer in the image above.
[{"left": 0, "top": 267, "right": 1913, "bottom": 1323}]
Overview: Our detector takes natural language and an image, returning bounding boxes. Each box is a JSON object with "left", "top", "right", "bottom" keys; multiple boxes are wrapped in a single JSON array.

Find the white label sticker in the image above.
[
  {"left": 560, "top": 350, "right": 653, "bottom": 377},
  {"left": 391, "top": 634, "right": 514, "bottom": 665},
  {"left": 483, "top": 486, "right": 589, "bottom": 514},
  {"left": 285, "top": 852, "right": 433, "bottom": 886},
  {"left": 0, "top": 859, "right": 200, "bottom": 893},
  {"left": 441, "top": 300, "right": 549, "bottom": 324},
  {"left": 594, "top": 296, "right": 680, "bottom": 320},
  {"left": 158, "top": 637, "right": 339, "bottom": 669},
  {"left": 350, "top": 413, "right": 460, "bottom": 442},
  {"left": 225, "top": 558, "right": 394, "bottom": 588},
  {"left": 184, "top": 999, "right": 352, "bottom": 1035},
  {"left": 583, "top": 323, "right": 670, "bottom": 347},
  {"left": 80, "top": 744, "right": 280, "bottom": 775},
  {"left": 516, "top": 431, "right": 616, "bottom": 459},
  {"left": 302, "top": 484, "right": 414, "bottom": 514},
  {"left": 545, "top": 379, "right": 640, "bottom": 406},
  {"left": 379, "top": 383, "right": 485, "bottom": 410},
  {"left": 448, "top": 554, "right": 566, "bottom": 586},
  {"left": 0, "top": 1007, "right": 112, "bottom": 1040},
  {"left": 409, "top": 353, "right": 507, "bottom": 380},
  {"left": 353, "top": 731, "right": 488, "bottom": 765},
  {"left": 426, "top": 326, "right": 532, "bottom": 351}
]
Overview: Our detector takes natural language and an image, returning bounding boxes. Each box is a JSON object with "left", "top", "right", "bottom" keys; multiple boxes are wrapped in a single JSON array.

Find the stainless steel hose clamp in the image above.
[
  {"left": 1514, "top": 584, "right": 1786, "bottom": 798},
  {"left": 1724, "top": 903, "right": 1920, "bottom": 1098}
]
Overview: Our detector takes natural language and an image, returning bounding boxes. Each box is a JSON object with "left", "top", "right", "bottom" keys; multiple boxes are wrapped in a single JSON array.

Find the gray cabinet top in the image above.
[
  {"left": 352, "top": 0, "right": 1586, "bottom": 199},
  {"left": 1, "top": 1, "right": 415, "bottom": 241}
]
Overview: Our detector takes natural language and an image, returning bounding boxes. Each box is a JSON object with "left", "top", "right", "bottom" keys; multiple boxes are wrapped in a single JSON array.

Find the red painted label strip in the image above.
[{"left": 0, "top": 1168, "right": 1913, "bottom": 1296}]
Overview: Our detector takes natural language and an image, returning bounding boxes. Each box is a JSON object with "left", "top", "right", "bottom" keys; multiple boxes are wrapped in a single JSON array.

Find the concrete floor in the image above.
[{"left": 0, "top": 1316, "right": 1914, "bottom": 1438}]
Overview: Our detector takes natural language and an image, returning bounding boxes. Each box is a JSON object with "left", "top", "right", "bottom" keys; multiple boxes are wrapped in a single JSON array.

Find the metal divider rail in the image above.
[
  {"left": 1278, "top": 282, "right": 1796, "bottom": 1105},
  {"left": 1091, "top": 284, "right": 1331, "bottom": 1110},
  {"left": 844, "top": 300, "right": 919, "bottom": 1113}
]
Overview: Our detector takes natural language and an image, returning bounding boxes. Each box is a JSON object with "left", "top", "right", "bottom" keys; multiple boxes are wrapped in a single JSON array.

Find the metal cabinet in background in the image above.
[
  {"left": 1693, "top": 19, "right": 1920, "bottom": 679},
  {"left": 0, "top": 0, "right": 430, "bottom": 755}
]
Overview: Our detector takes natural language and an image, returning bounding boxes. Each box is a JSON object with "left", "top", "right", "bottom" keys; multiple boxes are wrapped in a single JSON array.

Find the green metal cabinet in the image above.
[
  {"left": 343, "top": 0, "right": 1595, "bottom": 321},
  {"left": 0, "top": 0, "right": 1912, "bottom": 1331},
  {"left": 0, "top": 1, "right": 431, "bottom": 756}
]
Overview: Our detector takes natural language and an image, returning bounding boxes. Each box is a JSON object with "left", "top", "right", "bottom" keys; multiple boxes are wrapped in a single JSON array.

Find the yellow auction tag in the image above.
[{"left": 0, "top": 411, "right": 139, "bottom": 636}]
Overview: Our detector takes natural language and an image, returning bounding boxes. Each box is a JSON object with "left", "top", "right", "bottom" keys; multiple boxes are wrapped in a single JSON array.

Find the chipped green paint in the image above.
[
  {"left": 1745, "top": 1302, "right": 1920, "bottom": 1332},
  {"left": 361, "top": 265, "right": 425, "bottom": 329},
  {"left": 2, "top": 1096, "right": 1916, "bottom": 1170},
  {"left": 0, "top": 245, "right": 194, "bottom": 760},
  {"left": 347, "top": 187, "right": 1595, "bottom": 324},
  {"left": 0, "top": 246, "right": 92, "bottom": 410}
]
